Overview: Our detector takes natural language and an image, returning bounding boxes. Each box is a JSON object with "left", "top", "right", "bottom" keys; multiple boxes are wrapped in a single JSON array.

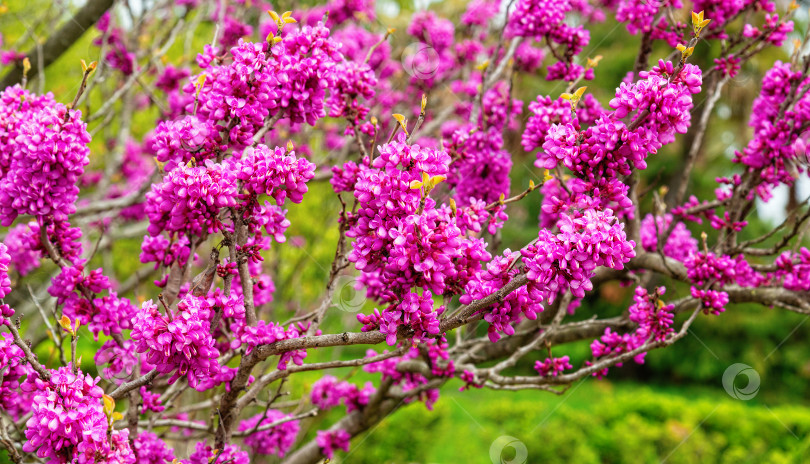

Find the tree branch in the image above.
[{"left": 0, "top": 0, "right": 115, "bottom": 88}]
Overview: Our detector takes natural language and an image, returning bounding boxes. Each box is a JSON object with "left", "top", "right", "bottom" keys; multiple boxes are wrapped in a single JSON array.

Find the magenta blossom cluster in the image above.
[
  {"left": 539, "top": 175, "right": 635, "bottom": 229},
  {"left": 358, "top": 291, "right": 444, "bottom": 346},
  {"left": 742, "top": 11, "right": 793, "bottom": 46},
  {"left": 735, "top": 61, "right": 809, "bottom": 200},
  {"left": 364, "top": 339, "right": 454, "bottom": 410},
  {"left": 330, "top": 156, "right": 369, "bottom": 194},
  {"left": 0, "top": 333, "right": 31, "bottom": 419},
  {"left": 445, "top": 126, "right": 512, "bottom": 206},
  {"left": 239, "top": 410, "right": 301, "bottom": 457},
  {"left": 310, "top": 375, "right": 375, "bottom": 412},
  {"left": 95, "top": 12, "right": 136, "bottom": 75},
  {"left": 157, "top": 21, "right": 347, "bottom": 164},
  {"left": 130, "top": 296, "right": 226, "bottom": 390},
  {"left": 404, "top": 11, "right": 456, "bottom": 87},
  {"left": 639, "top": 213, "right": 698, "bottom": 262},
  {"left": 449, "top": 198, "right": 508, "bottom": 236},
  {"left": 522, "top": 94, "right": 604, "bottom": 154},
  {"left": 540, "top": 61, "right": 702, "bottom": 181},
  {"left": 214, "top": 3, "right": 254, "bottom": 49},
  {"left": 340, "top": 133, "right": 498, "bottom": 344},
  {"left": 529, "top": 59, "right": 701, "bottom": 234},
  {"left": 673, "top": 189, "right": 732, "bottom": 228},
  {"left": 22, "top": 366, "right": 134, "bottom": 463},
  {"left": 94, "top": 339, "right": 140, "bottom": 383},
  {"left": 612, "top": 0, "right": 685, "bottom": 46},
  {"left": 140, "top": 234, "right": 195, "bottom": 271},
  {"left": 588, "top": 287, "right": 675, "bottom": 377},
  {"left": 771, "top": 248, "right": 810, "bottom": 292},
  {"left": 186, "top": 441, "right": 248, "bottom": 464},
  {"left": 684, "top": 251, "right": 737, "bottom": 287},
  {"left": 344, "top": 133, "right": 490, "bottom": 304},
  {"left": 151, "top": 116, "right": 222, "bottom": 172},
  {"left": 481, "top": 81, "right": 524, "bottom": 131},
  {"left": 507, "top": 0, "right": 582, "bottom": 46},
  {"left": 132, "top": 432, "right": 175, "bottom": 464},
  {"left": 70, "top": 288, "right": 136, "bottom": 340},
  {"left": 461, "top": 0, "right": 500, "bottom": 26},
  {"left": 140, "top": 385, "right": 164, "bottom": 414},
  {"left": 300, "top": 0, "right": 376, "bottom": 27},
  {"left": 459, "top": 369, "right": 484, "bottom": 391},
  {"left": 233, "top": 318, "right": 310, "bottom": 369},
  {"left": 155, "top": 65, "right": 190, "bottom": 93},
  {"left": 267, "top": 23, "right": 344, "bottom": 126},
  {"left": 683, "top": 251, "right": 760, "bottom": 314},
  {"left": 512, "top": 41, "right": 546, "bottom": 72},
  {"left": 522, "top": 209, "right": 635, "bottom": 302},
  {"left": 201, "top": 39, "right": 272, "bottom": 143},
  {"left": 235, "top": 144, "right": 316, "bottom": 206},
  {"left": 461, "top": 250, "right": 544, "bottom": 342},
  {"left": 689, "top": 0, "right": 749, "bottom": 37},
  {"left": 49, "top": 263, "right": 111, "bottom": 304},
  {"left": 535, "top": 355, "right": 573, "bottom": 377},
  {"left": 48, "top": 260, "right": 136, "bottom": 339},
  {"left": 612, "top": 60, "right": 702, "bottom": 143},
  {"left": 589, "top": 325, "right": 648, "bottom": 378},
  {"left": 29, "top": 219, "right": 83, "bottom": 263},
  {"left": 328, "top": 60, "right": 378, "bottom": 134},
  {"left": 145, "top": 159, "right": 238, "bottom": 238},
  {"left": 2, "top": 223, "right": 40, "bottom": 275},
  {"left": 316, "top": 429, "right": 351, "bottom": 459},
  {"left": 506, "top": 0, "right": 591, "bottom": 81},
  {"left": 4, "top": 1, "right": 808, "bottom": 461},
  {"left": 387, "top": 205, "right": 489, "bottom": 297},
  {"left": 627, "top": 286, "right": 675, "bottom": 342},
  {"left": 333, "top": 24, "right": 397, "bottom": 77},
  {"left": 0, "top": 243, "right": 9, "bottom": 300},
  {"left": 769, "top": 247, "right": 810, "bottom": 292},
  {"left": 299, "top": 21, "right": 400, "bottom": 147},
  {"left": 181, "top": 39, "right": 273, "bottom": 148},
  {"left": 0, "top": 85, "right": 90, "bottom": 226}
]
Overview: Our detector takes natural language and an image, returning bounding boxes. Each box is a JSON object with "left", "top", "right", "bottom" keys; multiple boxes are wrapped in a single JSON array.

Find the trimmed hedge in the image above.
[{"left": 346, "top": 381, "right": 810, "bottom": 464}]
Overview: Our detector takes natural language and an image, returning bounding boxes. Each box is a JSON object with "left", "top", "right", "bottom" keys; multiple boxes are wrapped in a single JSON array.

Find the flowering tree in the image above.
[{"left": 0, "top": 0, "right": 808, "bottom": 462}]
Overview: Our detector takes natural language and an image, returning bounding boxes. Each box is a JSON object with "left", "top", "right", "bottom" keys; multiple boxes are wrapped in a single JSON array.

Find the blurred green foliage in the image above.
[{"left": 345, "top": 381, "right": 810, "bottom": 463}]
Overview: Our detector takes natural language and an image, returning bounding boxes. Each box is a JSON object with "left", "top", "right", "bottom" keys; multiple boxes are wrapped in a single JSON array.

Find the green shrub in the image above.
[{"left": 344, "top": 382, "right": 810, "bottom": 464}]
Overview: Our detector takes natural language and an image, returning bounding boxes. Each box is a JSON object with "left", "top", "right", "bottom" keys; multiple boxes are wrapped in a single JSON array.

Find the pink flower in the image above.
[
  {"left": 2, "top": 223, "right": 40, "bottom": 276},
  {"left": 132, "top": 432, "right": 175, "bottom": 464},
  {"left": 316, "top": 429, "right": 351, "bottom": 459},
  {"left": 535, "top": 356, "right": 573, "bottom": 377},
  {"left": 22, "top": 366, "right": 134, "bottom": 463},
  {"left": 145, "top": 160, "right": 239, "bottom": 238},
  {"left": 186, "top": 440, "right": 248, "bottom": 464},
  {"left": 0, "top": 86, "right": 90, "bottom": 226},
  {"left": 0, "top": 243, "right": 10, "bottom": 299},
  {"left": 239, "top": 410, "right": 300, "bottom": 457},
  {"left": 130, "top": 297, "right": 223, "bottom": 390}
]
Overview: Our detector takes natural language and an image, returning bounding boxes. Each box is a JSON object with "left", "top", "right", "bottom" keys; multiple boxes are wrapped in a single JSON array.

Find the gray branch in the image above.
[{"left": 0, "top": 0, "right": 115, "bottom": 88}]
